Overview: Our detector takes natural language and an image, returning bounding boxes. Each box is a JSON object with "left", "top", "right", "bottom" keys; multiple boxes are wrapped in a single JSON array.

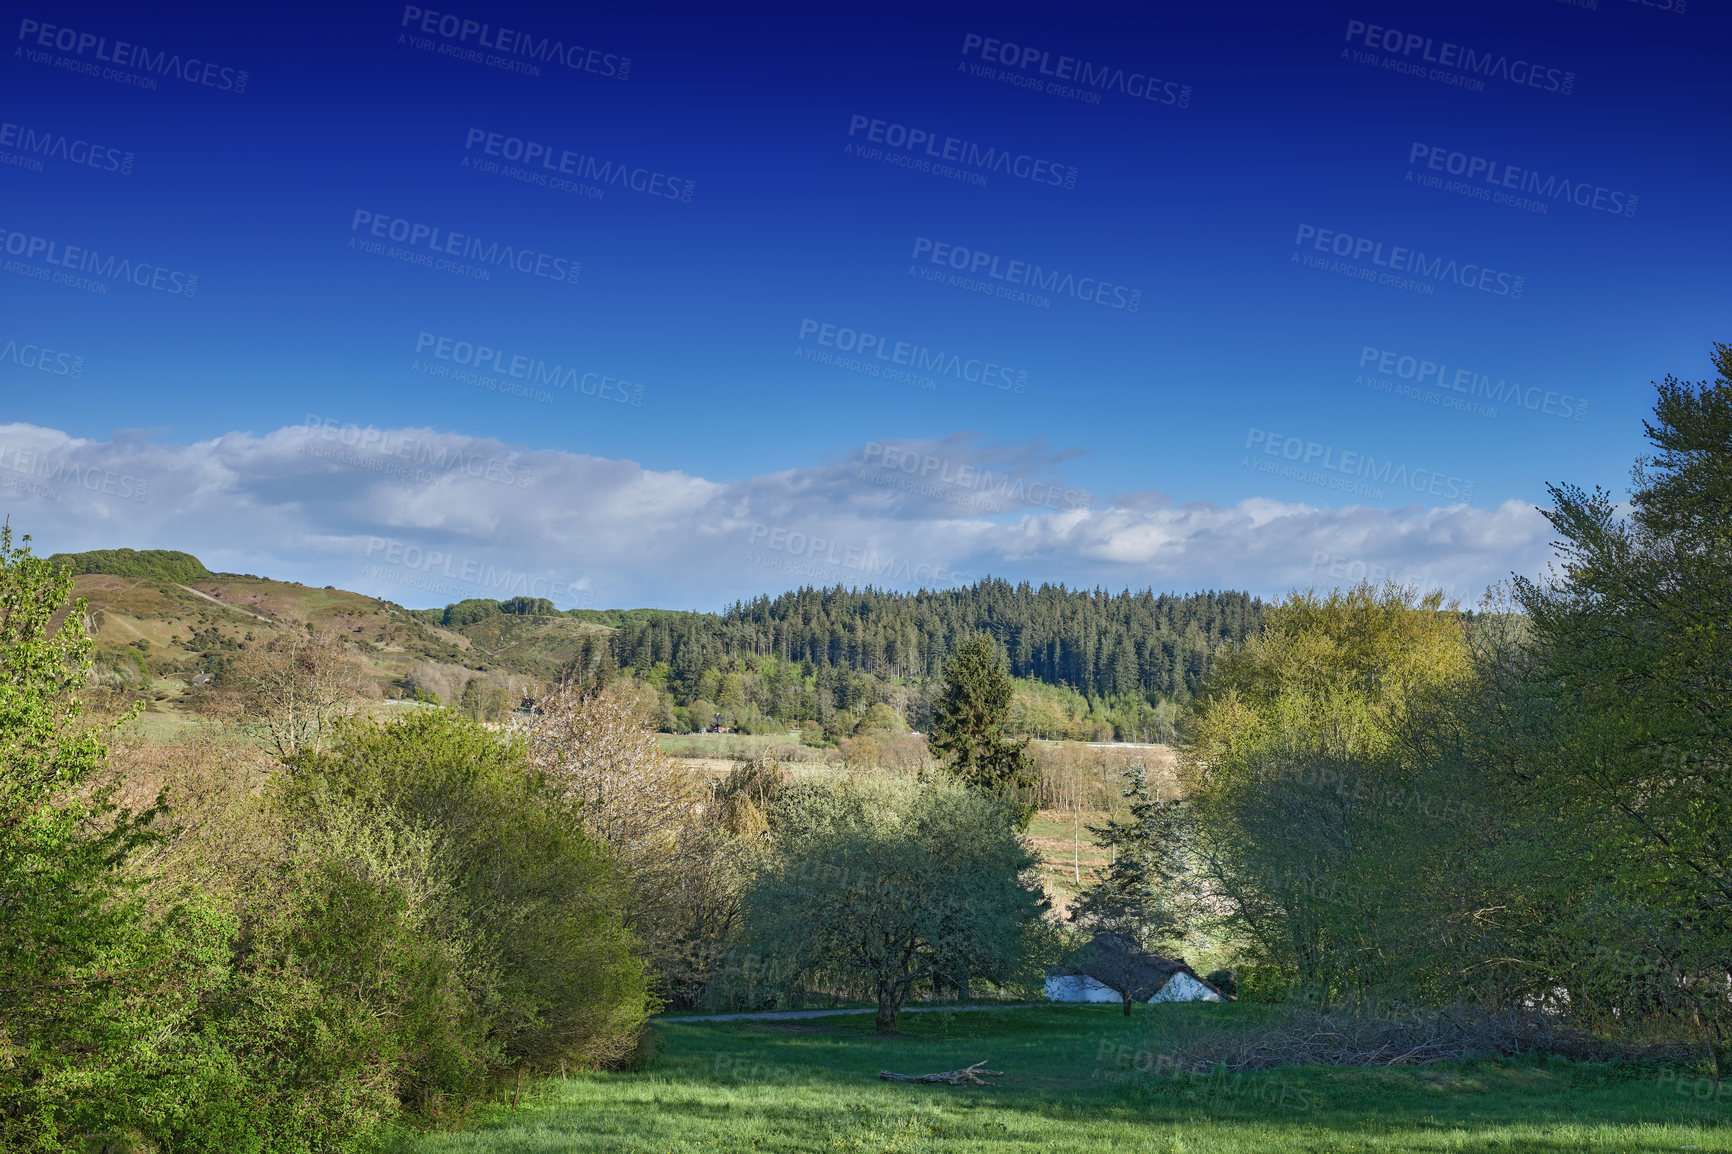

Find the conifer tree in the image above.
[
  {"left": 1070, "top": 762, "right": 1191, "bottom": 952},
  {"left": 927, "top": 634, "right": 1036, "bottom": 809}
]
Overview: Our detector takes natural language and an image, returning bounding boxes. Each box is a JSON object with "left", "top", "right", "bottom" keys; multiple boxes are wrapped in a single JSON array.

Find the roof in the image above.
[{"left": 1045, "top": 933, "right": 1224, "bottom": 999}]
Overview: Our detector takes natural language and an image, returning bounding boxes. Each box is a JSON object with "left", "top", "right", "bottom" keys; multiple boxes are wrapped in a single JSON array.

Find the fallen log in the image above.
[{"left": 879, "top": 1060, "right": 1002, "bottom": 1086}]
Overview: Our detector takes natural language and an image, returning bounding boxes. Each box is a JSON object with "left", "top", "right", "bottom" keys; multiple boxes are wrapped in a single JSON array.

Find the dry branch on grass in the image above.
[{"left": 879, "top": 1060, "right": 1003, "bottom": 1086}]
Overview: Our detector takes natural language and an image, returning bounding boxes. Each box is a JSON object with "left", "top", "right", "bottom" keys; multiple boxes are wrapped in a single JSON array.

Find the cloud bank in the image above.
[{"left": 0, "top": 421, "right": 1552, "bottom": 610}]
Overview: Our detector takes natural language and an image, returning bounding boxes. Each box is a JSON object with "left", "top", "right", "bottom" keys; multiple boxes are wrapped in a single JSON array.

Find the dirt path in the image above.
[
  {"left": 175, "top": 583, "right": 276, "bottom": 625},
  {"left": 657, "top": 1004, "right": 1037, "bottom": 1024}
]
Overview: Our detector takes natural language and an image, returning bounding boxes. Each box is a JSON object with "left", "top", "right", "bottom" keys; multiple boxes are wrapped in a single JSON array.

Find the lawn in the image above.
[{"left": 408, "top": 1005, "right": 1732, "bottom": 1152}]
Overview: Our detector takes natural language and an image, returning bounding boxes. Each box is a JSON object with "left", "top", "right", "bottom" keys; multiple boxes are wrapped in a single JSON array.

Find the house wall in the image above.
[
  {"left": 1045, "top": 970, "right": 1225, "bottom": 1004},
  {"left": 1044, "top": 974, "right": 1122, "bottom": 1003},
  {"left": 1148, "top": 971, "right": 1224, "bottom": 1003}
]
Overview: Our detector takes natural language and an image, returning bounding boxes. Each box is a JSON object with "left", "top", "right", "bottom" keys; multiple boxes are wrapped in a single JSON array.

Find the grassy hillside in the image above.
[
  {"left": 67, "top": 557, "right": 607, "bottom": 711},
  {"left": 458, "top": 611, "right": 612, "bottom": 680}
]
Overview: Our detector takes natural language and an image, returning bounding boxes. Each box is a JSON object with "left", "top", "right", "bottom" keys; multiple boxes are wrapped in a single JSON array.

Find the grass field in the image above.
[{"left": 409, "top": 1005, "right": 1732, "bottom": 1153}]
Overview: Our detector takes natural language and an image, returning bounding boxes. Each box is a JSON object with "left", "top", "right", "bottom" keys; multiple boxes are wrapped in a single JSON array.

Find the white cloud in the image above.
[{"left": 0, "top": 422, "right": 1552, "bottom": 610}]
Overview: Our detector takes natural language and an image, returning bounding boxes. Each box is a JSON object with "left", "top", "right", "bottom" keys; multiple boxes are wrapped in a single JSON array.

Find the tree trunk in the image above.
[
  {"left": 1122, "top": 991, "right": 1133, "bottom": 1017},
  {"left": 876, "top": 983, "right": 904, "bottom": 1034}
]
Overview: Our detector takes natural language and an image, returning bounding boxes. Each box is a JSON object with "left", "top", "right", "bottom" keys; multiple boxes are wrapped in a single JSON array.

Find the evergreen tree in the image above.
[
  {"left": 1069, "top": 763, "right": 1190, "bottom": 955},
  {"left": 927, "top": 635, "right": 1036, "bottom": 809}
]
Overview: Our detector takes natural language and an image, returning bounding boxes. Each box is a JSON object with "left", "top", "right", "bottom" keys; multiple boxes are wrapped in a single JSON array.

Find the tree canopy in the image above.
[{"left": 738, "top": 774, "right": 1049, "bottom": 1032}]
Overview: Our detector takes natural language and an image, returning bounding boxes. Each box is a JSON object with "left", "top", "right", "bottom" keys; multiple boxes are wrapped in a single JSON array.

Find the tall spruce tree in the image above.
[
  {"left": 1070, "top": 763, "right": 1191, "bottom": 953},
  {"left": 927, "top": 634, "right": 1036, "bottom": 809}
]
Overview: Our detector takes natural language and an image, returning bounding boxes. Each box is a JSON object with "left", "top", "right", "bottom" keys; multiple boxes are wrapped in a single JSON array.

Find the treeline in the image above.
[
  {"left": 610, "top": 582, "right": 1261, "bottom": 701},
  {"left": 579, "top": 582, "right": 1255, "bottom": 742},
  {"left": 1175, "top": 347, "right": 1732, "bottom": 1057},
  {"left": 47, "top": 547, "right": 212, "bottom": 583},
  {"left": 416, "top": 580, "right": 1262, "bottom": 743}
]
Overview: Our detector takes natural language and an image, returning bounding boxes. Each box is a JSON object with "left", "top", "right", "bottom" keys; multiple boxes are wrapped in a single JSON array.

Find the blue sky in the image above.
[{"left": 3, "top": 0, "right": 1726, "bottom": 609}]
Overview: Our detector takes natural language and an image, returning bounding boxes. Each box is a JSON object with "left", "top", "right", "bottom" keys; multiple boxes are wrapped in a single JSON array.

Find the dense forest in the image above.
[
  {"left": 598, "top": 581, "right": 1262, "bottom": 701},
  {"left": 415, "top": 580, "right": 1264, "bottom": 742},
  {"left": 561, "top": 581, "right": 1263, "bottom": 742}
]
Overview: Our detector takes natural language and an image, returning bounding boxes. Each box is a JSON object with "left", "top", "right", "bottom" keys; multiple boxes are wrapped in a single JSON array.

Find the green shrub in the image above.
[
  {"left": 282, "top": 711, "right": 652, "bottom": 1076},
  {"left": 0, "top": 529, "right": 237, "bottom": 1151}
]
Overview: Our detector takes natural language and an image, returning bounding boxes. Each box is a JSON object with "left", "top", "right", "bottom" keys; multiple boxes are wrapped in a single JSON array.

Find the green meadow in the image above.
[{"left": 411, "top": 1005, "right": 1732, "bottom": 1153}]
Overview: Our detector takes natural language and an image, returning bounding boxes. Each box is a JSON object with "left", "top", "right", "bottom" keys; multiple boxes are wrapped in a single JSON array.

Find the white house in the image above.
[{"left": 1044, "top": 934, "right": 1227, "bottom": 1004}]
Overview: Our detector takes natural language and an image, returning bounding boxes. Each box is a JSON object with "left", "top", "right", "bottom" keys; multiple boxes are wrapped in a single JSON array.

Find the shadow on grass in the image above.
[{"left": 409, "top": 1005, "right": 1732, "bottom": 1153}]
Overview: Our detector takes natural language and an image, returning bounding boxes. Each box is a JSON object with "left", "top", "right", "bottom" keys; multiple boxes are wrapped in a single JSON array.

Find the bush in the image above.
[
  {"left": 1204, "top": 968, "right": 1238, "bottom": 998},
  {"left": 281, "top": 712, "right": 652, "bottom": 1077}
]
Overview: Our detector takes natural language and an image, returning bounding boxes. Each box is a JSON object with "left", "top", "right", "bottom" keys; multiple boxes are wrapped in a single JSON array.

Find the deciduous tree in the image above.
[{"left": 739, "top": 774, "right": 1050, "bottom": 1032}]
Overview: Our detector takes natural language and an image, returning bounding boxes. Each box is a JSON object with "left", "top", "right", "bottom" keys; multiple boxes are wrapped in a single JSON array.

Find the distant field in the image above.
[
  {"left": 656, "top": 732, "right": 827, "bottom": 762},
  {"left": 410, "top": 1004, "right": 1732, "bottom": 1153},
  {"left": 656, "top": 733, "right": 1180, "bottom": 914}
]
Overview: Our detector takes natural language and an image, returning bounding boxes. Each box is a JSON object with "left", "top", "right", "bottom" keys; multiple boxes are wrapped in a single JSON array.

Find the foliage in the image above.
[
  {"left": 927, "top": 635, "right": 1038, "bottom": 812},
  {"left": 1178, "top": 342, "right": 1732, "bottom": 1049},
  {"left": 413, "top": 596, "right": 573, "bottom": 629},
  {"left": 603, "top": 581, "right": 1261, "bottom": 712},
  {"left": 1180, "top": 583, "right": 1476, "bottom": 1003},
  {"left": 519, "top": 686, "right": 741, "bottom": 1010},
  {"left": 46, "top": 546, "right": 212, "bottom": 583},
  {"left": 1008, "top": 675, "right": 1182, "bottom": 743},
  {"left": 3, "top": 534, "right": 651, "bottom": 1150},
  {"left": 1069, "top": 763, "right": 1193, "bottom": 963},
  {"left": 222, "top": 627, "right": 372, "bottom": 757},
  {"left": 458, "top": 675, "right": 513, "bottom": 721},
  {"left": 281, "top": 711, "right": 651, "bottom": 1078},
  {"left": 501, "top": 597, "right": 558, "bottom": 616},
  {"left": 739, "top": 773, "right": 1051, "bottom": 1032},
  {"left": 0, "top": 526, "right": 215, "bottom": 1151},
  {"left": 1471, "top": 343, "right": 1732, "bottom": 1061}
]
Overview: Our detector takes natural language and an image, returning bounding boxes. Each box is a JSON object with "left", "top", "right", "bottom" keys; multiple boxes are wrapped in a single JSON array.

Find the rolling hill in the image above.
[{"left": 63, "top": 552, "right": 608, "bottom": 713}]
